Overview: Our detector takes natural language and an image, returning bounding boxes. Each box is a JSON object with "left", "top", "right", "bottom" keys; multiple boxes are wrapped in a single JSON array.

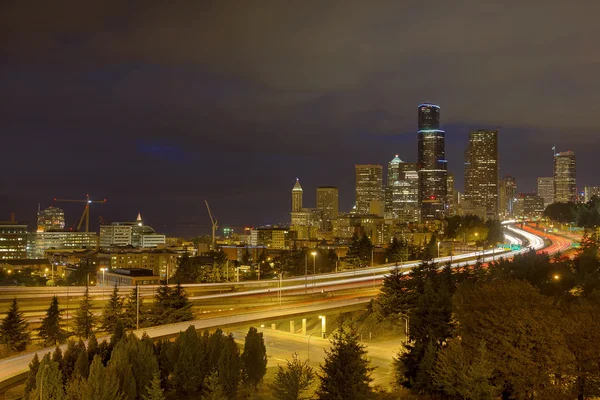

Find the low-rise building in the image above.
[
  {"left": 109, "top": 250, "right": 180, "bottom": 281},
  {"left": 28, "top": 231, "right": 98, "bottom": 259},
  {"left": 104, "top": 268, "right": 160, "bottom": 286},
  {"left": 249, "top": 228, "right": 297, "bottom": 249}
]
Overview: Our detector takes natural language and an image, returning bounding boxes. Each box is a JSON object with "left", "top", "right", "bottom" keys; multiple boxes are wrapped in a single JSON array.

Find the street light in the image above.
[
  {"left": 307, "top": 332, "right": 317, "bottom": 363},
  {"left": 437, "top": 241, "right": 441, "bottom": 259},
  {"left": 100, "top": 268, "right": 106, "bottom": 287},
  {"left": 399, "top": 313, "right": 410, "bottom": 343},
  {"left": 553, "top": 274, "right": 560, "bottom": 281},
  {"left": 279, "top": 272, "right": 283, "bottom": 308},
  {"left": 311, "top": 251, "right": 317, "bottom": 294}
]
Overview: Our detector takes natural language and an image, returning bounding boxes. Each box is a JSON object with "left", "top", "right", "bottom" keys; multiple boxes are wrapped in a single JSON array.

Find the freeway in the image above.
[{"left": 0, "top": 224, "right": 563, "bottom": 396}]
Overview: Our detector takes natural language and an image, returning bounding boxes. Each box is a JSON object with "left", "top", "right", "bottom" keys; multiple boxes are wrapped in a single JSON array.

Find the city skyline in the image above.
[{"left": 2, "top": 2, "right": 600, "bottom": 234}]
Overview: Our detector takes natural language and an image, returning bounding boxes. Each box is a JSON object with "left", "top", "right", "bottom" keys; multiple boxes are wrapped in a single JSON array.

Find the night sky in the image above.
[{"left": 1, "top": 1, "right": 599, "bottom": 236}]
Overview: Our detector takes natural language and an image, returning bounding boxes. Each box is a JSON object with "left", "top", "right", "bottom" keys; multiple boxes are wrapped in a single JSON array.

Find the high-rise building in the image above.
[
  {"left": 100, "top": 214, "right": 165, "bottom": 248},
  {"left": 537, "top": 177, "right": 554, "bottom": 208},
  {"left": 355, "top": 165, "right": 383, "bottom": 215},
  {"left": 417, "top": 103, "right": 447, "bottom": 221},
  {"left": 464, "top": 130, "right": 499, "bottom": 219},
  {"left": 292, "top": 178, "right": 303, "bottom": 212},
  {"left": 37, "top": 206, "right": 65, "bottom": 232},
  {"left": 516, "top": 193, "right": 545, "bottom": 218},
  {"left": 28, "top": 231, "right": 99, "bottom": 258},
  {"left": 385, "top": 155, "right": 402, "bottom": 214},
  {"left": 392, "top": 170, "right": 420, "bottom": 223},
  {"left": 0, "top": 220, "right": 28, "bottom": 259},
  {"left": 316, "top": 186, "right": 338, "bottom": 230},
  {"left": 499, "top": 174, "right": 517, "bottom": 218},
  {"left": 584, "top": 186, "right": 600, "bottom": 203},
  {"left": 447, "top": 173, "right": 455, "bottom": 216},
  {"left": 554, "top": 150, "right": 576, "bottom": 203}
]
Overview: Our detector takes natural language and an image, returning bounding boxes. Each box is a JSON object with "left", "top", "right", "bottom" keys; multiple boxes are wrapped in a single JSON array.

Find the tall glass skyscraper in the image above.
[
  {"left": 417, "top": 103, "right": 447, "bottom": 221},
  {"left": 464, "top": 130, "right": 499, "bottom": 219},
  {"left": 554, "top": 151, "right": 576, "bottom": 203}
]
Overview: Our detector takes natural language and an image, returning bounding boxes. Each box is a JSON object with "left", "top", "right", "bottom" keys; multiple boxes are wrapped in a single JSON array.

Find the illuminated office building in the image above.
[
  {"left": 537, "top": 177, "right": 554, "bottom": 207},
  {"left": 554, "top": 151, "right": 576, "bottom": 203},
  {"left": 37, "top": 206, "right": 65, "bottom": 232},
  {"left": 355, "top": 164, "right": 383, "bottom": 215},
  {"left": 464, "top": 130, "right": 499, "bottom": 219}
]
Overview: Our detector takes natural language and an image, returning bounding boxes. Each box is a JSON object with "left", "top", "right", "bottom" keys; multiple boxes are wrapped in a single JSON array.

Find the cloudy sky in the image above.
[{"left": 1, "top": 1, "right": 599, "bottom": 235}]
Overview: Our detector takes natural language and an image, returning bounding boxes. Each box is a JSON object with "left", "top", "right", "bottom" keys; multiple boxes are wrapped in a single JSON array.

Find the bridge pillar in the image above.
[
  {"left": 271, "top": 323, "right": 276, "bottom": 331},
  {"left": 290, "top": 320, "right": 295, "bottom": 334},
  {"left": 302, "top": 318, "right": 307, "bottom": 335},
  {"left": 0, "top": 391, "right": 5, "bottom": 400}
]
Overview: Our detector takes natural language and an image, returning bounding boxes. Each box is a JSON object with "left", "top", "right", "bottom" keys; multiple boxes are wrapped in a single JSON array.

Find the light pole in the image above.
[
  {"left": 136, "top": 283, "right": 140, "bottom": 330},
  {"left": 311, "top": 251, "right": 317, "bottom": 294},
  {"left": 307, "top": 332, "right": 317, "bottom": 363},
  {"left": 304, "top": 252, "right": 308, "bottom": 295},
  {"left": 279, "top": 272, "right": 283, "bottom": 308},
  {"left": 437, "top": 241, "right": 441, "bottom": 259},
  {"left": 100, "top": 268, "right": 106, "bottom": 287},
  {"left": 399, "top": 313, "right": 410, "bottom": 343}
]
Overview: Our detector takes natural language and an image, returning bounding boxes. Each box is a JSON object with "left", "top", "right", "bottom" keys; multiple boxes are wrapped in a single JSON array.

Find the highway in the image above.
[{"left": 0, "top": 224, "right": 564, "bottom": 397}]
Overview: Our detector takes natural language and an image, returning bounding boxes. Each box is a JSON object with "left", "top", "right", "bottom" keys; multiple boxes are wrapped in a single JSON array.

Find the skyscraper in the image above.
[
  {"left": 447, "top": 173, "right": 455, "bottom": 216},
  {"left": 537, "top": 177, "right": 554, "bottom": 207},
  {"left": 292, "top": 178, "right": 303, "bottom": 212},
  {"left": 385, "top": 155, "right": 402, "bottom": 215},
  {"left": 417, "top": 103, "right": 447, "bottom": 221},
  {"left": 464, "top": 130, "right": 499, "bottom": 219},
  {"left": 316, "top": 186, "right": 339, "bottom": 230},
  {"left": 554, "top": 151, "right": 576, "bottom": 203},
  {"left": 355, "top": 165, "right": 383, "bottom": 215},
  {"left": 37, "top": 206, "right": 65, "bottom": 232},
  {"left": 499, "top": 174, "right": 517, "bottom": 217}
]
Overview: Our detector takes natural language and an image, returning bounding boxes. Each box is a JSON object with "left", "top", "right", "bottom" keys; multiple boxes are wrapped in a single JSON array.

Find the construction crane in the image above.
[
  {"left": 205, "top": 200, "right": 218, "bottom": 251},
  {"left": 54, "top": 194, "right": 107, "bottom": 232}
]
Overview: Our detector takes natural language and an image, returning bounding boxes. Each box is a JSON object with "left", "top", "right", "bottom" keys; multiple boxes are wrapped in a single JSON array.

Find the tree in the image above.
[
  {"left": 84, "top": 355, "right": 124, "bottom": 400},
  {"left": 374, "top": 267, "right": 408, "bottom": 320},
  {"left": 74, "top": 346, "right": 89, "bottom": 380},
  {"left": 101, "top": 285, "right": 124, "bottom": 332},
  {"left": 433, "top": 339, "right": 500, "bottom": 400},
  {"left": 168, "top": 281, "right": 194, "bottom": 322},
  {"left": 87, "top": 333, "right": 99, "bottom": 363},
  {"left": 28, "top": 353, "right": 67, "bottom": 400},
  {"left": 208, "top": 329, "right": 225, "bottom": 371},
  {"left": 218, "top": 333, "right": 242, "bottom": 400},
  {"left": 62, "top": 340, "right": 80, "bottom": 383},
  {"left": 316, "top": 326, "right": 373, "bottom": 400},
  {"left": 143, "top": 373, "right": 166, "bottom": 400},
  {"left": 173, "top": 326, "right": 208, "bottom": 394},
  {"left": 202, "top": 371, "right": 226, "bottom": 400},
  {"left": 74, "top": 286, "right": 95, "bottom": 338},
  {"left": 37, "top": 295, "right": 66, "bottom": 346},
  {"left": 173, "top": 254, "right": 202, "bottom": 283},
  {"left": 0, "top": 298, "right": 30, "bottom": 352},
  {"left": 242, "top": 327, "right": 267, "bottom": 388},
  {"left": 24, "top": 352, "right": 40, "bottom": 398},
  {"left": 270, "top": 353, "right": 315, "bottom": 400}
]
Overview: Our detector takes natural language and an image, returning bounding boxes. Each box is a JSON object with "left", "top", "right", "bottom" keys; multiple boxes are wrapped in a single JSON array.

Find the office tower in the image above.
[
  {"left": 417, "top": 103, "right": 447, "bottom": 221},
  {"left": 355, "top": 165, "right": 383, "bottom": 215},
  {"left": 537, "top": 177, "right": 554, "bottom": 207},
  {"left": 0, "top": 218, "right": 28, "bottom": 259},
  {"left": 447, "top": 173, "right": 455, "bottom": 216},
  {"left": 554, "top": 150, "right": 577, "bottom": 203},
  {"left": 499, "top": 174, "right": 517, "bottom": 217},
  {"left": 392, "top": 170, "right": 420, "bottom": 223},
  {"left": 292, "top": 178, "right": 303, "bottom": 212},
  {"left": 517, "top": 193, "right": 545, "bottom": 218},
  {"left": 385, "top": 155, "right": 402, "bottom": 214},
  {"left": 36, "top": 206, "right": 65, "bottom": 232},
  {"left": 316, "top": 186, "right": 339, "bottom": 230},
  {"left": 584, "top": 186, "right": 600, "bottom": 202},
  {"left": 99, "top": 214, "right": 165, "bottom": 248},
  {"left": 464, "top": 130, "right": 499, "bottom": 219}
]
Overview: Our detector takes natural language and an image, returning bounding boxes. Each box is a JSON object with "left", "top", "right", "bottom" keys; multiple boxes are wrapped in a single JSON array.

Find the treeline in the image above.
[
  {"left": 373, "top": 230, "right": 600, "bottom": 399},
  {"left": 0, "top": 282, "right": 194, "bottom": 354},
  {"left": 23, "top": 324, "right": 268, "bottom": 400},
  {"left": 545, "top": 196, "right": 600, "bottom": 227}
]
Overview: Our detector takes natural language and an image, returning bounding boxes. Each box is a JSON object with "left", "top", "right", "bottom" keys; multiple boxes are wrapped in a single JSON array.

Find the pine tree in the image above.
[
  {"left": 316, "top": 326, "right": 373, "bottom": 400},
  {"left": 85, "top": 355, "right": 124, "bottom": 400},
  {"left": 53, "top": 345, "right": 64, "bottom": 367},
  {"left": 207, "top": 329, "right": 225, "bottom": 371},
  {"left": 173, "top": 325, "right": 208, "bottom": 394},
  {"left": 269, "top": 353, "right": 315, "bottom": 400},
  {"left": 142, "top": 373, "right": 166, "bottom": 400},
  {"left": 74, "top": 347, "right": 89, "bottom": 379},
  {"left": 24, "top": 353, "right": 40, "bottom": 399},
  {"left": 74, "top": 286, "right": 95, "bottom": 338},
  {"left": 0, "top": 298, "right": 30, "bottom": 352},
  {"left": 107, "top": 341, "right": 137, "bottom": 400},
  {"left": 101, "top": 285, "right": 124, "bottom": 332},
  {"left": 242, "top": 327, "right": 267, "bottom": 387},
  {"left": 28, "top": 353, "right": 67, "bottom": 400},
  {"left": 37, "top": 296, "right": 66, "bottom": 347},
  {"left": 168, "top": 281, "right": 194, "bottom": 322},
  {"left": 218, "top": 333, "right": 242, "bottom": 400},
  {"left": 87, "top": 333, "right": 99, "bottom": 363},
  {"left": 202, "top": 371, "right": 226, "bottom": 400},
  {"left": 62, "top": 339, "right": 80, "bottom": 383}
]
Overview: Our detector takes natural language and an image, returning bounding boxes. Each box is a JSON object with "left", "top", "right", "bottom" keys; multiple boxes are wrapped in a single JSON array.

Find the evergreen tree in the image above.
[
  {"left": 65, "top": 377, "right": 86, "bottom": 400},
  {"left": 168, "top": 281, "right": 194, "bottom": 322},
  {"left": 202, "top": 371, "right": 226, "bottom": 400},
  {"left": 29, "top": 353, "right": 67, "bottom": 400},
  {"left": 37, "top": 296, "right": 66, "bottom": 346},
  {"left": 84, "top": 355, "right": 124, "bottom": 400},
  {"left": 269, "top": 353, "right": 315, "bottom": 400},
  {"left": 173, "top": 326, "right": 208, "bottom": 394},
  {"left": 87, "top": 333, "right": 99, "bottom": 363},
  {"left": 207, "top": 329, "right": 225, "bottom": 371},
  {"left": 52, "top": 345, "right": 64, "bottom": 368},
  {"left": 218, "top": 333, "right": 242, "bottom": 400},
  {"left": 62, "top": 339, "right": 80, "bottom": 383},
  {"left": 107, "top": 340, "right": 137, "bottom": 400},
  {"left": 0, "top": 298, "right": 30, "bottom": 352},
  {"left": 316, "top": 326, "right": 373, "bottom": 400},
  {"left": 24, "top": 353, "right": 40, "bottom": 399},
  {"left": 101, "top": 285, "right": 124, "bottom": 332},
  {"left": 241, "top": 327, "right": 267, "bottom": 387},
  {"left": 74, "top": 347, "right": 89, "bottom": 379},
  {"left": 73, "top": 286, "right": 95, "bottom": 338},
  {"left": 142, "top": 373, "right": 166, "bottom": 400}
]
